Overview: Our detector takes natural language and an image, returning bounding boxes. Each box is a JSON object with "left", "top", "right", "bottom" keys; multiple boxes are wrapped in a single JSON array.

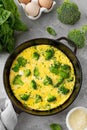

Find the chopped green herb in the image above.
[
  {"left": 50, "top": 123, "right": 62, "bottom": 130},
  {"left": 47, "top": 27, "right": 57, "bottom": 36},
  {"left": 13, "top": 75, "right": 24, "bottom": 85},
  {"left": 30, "top": 80, "right": 37, "bottom": 89},
  {"left": 43, "top": 76, "right": 53, "bottom": 85},
  {"left": 33, "top": 52, "right": 40, "bottom": 60}
]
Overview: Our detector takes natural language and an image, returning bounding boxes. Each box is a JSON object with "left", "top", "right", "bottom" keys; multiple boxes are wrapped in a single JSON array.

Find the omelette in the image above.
[{"left": 9, "top": 45, "right": 75, "bottom": 111}]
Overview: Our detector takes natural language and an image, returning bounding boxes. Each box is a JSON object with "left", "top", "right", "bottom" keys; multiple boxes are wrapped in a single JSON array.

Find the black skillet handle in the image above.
[{"left": 56, "top": 37, "right": 77, "bottom": 55}]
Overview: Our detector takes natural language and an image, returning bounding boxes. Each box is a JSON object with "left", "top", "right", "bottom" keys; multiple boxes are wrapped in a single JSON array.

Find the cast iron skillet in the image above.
[{"left": 3, "top": 37, "right": 82, "bottom": 115}]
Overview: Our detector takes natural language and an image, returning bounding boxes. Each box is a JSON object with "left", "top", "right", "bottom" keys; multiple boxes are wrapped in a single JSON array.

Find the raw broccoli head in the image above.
[
  {"left": 57, "top": 0, "right": 81, "bottom": 25},
  {"left": 68, "top": 29, "right": 85, "bottom": 49}
]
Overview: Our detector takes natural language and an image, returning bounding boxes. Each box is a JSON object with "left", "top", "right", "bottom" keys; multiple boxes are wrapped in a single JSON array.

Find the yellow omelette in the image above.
[{"left": 9, "top": 45, "right": 75, "bottom": 111}]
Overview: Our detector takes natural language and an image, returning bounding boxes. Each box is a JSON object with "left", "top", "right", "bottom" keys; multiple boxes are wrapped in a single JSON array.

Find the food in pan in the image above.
[{"left": 9, "top": 45, "right": 75, "bottom": 111}]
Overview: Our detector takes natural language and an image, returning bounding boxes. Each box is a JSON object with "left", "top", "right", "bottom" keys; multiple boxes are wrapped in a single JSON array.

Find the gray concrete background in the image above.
[{"left": 0, "top": 0, "right": 87, "bottom": 129}]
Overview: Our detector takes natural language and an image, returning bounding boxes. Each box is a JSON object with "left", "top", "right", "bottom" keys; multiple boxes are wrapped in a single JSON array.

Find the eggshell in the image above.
[
  {"left": 39, "top": 0, "right": 53, "bottom": 9},
  {"left": 25, "top": 2, "right": 40, "bottom": 17},
  {"left": 18, "top": 0, "right": 31, "bottom": 4}
]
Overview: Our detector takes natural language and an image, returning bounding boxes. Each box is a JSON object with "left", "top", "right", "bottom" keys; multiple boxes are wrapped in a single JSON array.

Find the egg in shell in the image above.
[
  {"left": 25, "top": 2, "right": 40, "bottom": 17},
  {"left": 18, "top": 0, "right": 31, "bottom": 4},
  {"left": 39, "top": 0, "right": 53, "bottom": 9}
]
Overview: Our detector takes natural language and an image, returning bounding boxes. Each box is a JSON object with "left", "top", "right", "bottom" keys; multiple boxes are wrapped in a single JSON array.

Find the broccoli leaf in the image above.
[
  {"left": 47, "top": 27, "right": 57, "bottom": 36},
  {"left": 50, "top": 123, "right": 62, "bottom": 130}
]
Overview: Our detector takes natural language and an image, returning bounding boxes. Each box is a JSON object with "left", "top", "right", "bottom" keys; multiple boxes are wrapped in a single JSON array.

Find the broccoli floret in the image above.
[
  {"left": 30, "top": 80, "right": 37, "bottom": 89},
  {"left": 13, "top": 75, "right": 24, "bottom": 85},
  {"left": 12, "top": 56, "right": 27, "bottom": 72},
  {"left": 17, "top": 56, "right": 27, "bottom": 67},
  {"left": 44, "top": 48, "right": 54, "bottom": 60},
  {"left": 12, "top": 63, "right": 20, "bottom": 72},
  {"left": 59, "top": 85, "right": 70, "bottom": 95},
  {"left": 34, "top": 67, "right": 39, "bottom": 78},
  {"left": 24, "top": 69, "right": 31, "bottom": 77},
  {"left": 43, "top": 76, "right": 53, "bottom": 85},
  {"left": 33, "top": 52, "right": 40, "bottom": 60},
  {"left": 57, "top": 0, "right": 81, "bottom": 25},
  {"left": 68, "top": 29, "right": 85, "bottom": 48},
  {"left": 47, "top": 95, "right": 56, "bottom": 102},
  {"left": 54, "top": 77, "right": 64, "bottom": 87},
  {"left": 20, "top": 94, "right": 30, "bottom": 101},
  {"left": 49, "top": 62, "right": 61, "bottom": 75},
  {"left": 35, "top": 94, "right": 42, "bottom": 103},
  {"left": 59, "top": 70, "right": 69, "bottom": 79},
  {"left": 60, "top": 64, "right": 71, "bottom": 72}
]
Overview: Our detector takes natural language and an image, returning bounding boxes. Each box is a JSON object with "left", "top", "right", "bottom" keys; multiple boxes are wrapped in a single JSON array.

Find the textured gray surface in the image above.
[{"left": 0, "top": 0, "right": 87, "bottom": 129}]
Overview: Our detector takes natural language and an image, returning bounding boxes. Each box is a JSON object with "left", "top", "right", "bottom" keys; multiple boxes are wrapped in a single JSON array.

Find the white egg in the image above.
[{"left": 25, "top": 2, "right": 40, "bottom": 17}]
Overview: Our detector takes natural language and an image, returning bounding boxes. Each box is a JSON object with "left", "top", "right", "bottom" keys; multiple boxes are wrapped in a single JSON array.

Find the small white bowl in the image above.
[
  {"left": 18, "top": 0, "right": 56, "bottom": 20},
  {"left": 66, "top": 106, "right": 87, "bottom": 130}
]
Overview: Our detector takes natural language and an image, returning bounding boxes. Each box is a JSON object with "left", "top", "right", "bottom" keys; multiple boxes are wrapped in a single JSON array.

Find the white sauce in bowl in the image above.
[{"left": 66, "top": 107, "right": 87, "bottom": 130}]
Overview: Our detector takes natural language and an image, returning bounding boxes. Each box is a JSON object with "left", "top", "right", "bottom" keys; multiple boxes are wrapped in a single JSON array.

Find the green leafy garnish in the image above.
[
  {"left": 50, "top": 123, "right": 62, "bottom": 130},
  {"left": 47, "top": 27, "right": 57, "bottom": 36},
  {"left": 0, "top": 0, "right": 27, "bottom": 53}
]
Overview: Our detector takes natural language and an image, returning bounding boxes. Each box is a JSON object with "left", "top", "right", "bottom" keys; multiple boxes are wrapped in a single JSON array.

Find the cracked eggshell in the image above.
[{"left": 25, "top": 1, "right": 40, "bottom": 17}]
